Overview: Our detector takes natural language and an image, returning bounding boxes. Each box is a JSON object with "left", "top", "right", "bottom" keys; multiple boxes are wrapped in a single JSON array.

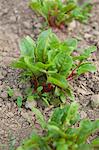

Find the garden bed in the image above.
[{"left": 0, "top": 0, "right": 99, "bottom": 149}]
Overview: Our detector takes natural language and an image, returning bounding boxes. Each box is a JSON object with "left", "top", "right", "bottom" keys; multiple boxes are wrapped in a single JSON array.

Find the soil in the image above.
[{"left": 0, "top": 0, "right": 99, "bottom": 150}]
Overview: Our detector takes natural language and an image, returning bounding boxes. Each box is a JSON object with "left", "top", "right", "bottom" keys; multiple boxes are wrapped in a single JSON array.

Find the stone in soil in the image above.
[
  {"left": 80, "top": 110, "right": 87, "bottom": 119},
  {"left": 91, "top": 94, "right": 99, "bottom": 109},
  {"left": 0, "top": 91, "right": 8, "bottom": 99},
  {"left": 25, "top": 100, "right": 37, "bottom": 109}
]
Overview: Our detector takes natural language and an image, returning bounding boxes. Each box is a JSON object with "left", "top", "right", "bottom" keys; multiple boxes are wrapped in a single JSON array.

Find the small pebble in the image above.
[
  {"left": 1, "top": 91, "right": 8, "bottom": 99},
  {"left": 91, "top": 94, "right": 99, "bottom": 109},
  {"left": 23, "top": 21, "right": 31, "bottom": 29},
  {"left": 25, "top": 100, "right": 37, "bottom": 110},
  {"left": 0, "top": 73, "right": 4, "bottom": 80},
  {"left": 80, "top": 111, "right": 87, "bottom": 119}
]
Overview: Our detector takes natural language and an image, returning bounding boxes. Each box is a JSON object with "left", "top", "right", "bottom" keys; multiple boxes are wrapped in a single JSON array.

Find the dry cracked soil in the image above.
[{"left": 0, "top": 0, "right": 99, "bottom": 150}]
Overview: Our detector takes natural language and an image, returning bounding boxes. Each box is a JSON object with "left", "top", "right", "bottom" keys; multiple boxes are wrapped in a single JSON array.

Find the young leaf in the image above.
[
  {"left": 65, "top": 102, "right": 79, "bottom": 126},
  {"left": 56, "top": 139, "right": 68, "bottom": 150},
  {"left": 63, "top": 2, "right": 76, "bottom": 14},
  {"left": 91, "top": 137, "right": 99, "bottom": 148},
  {"left": 31, "top": 107, "right": 46, "bottom": 129},
  {"left": 37, "top": 86, "right": 43, "bottom": 93},
  {"left": 30, "top": 0, "right": 48, "bottom": 20},
  {"left": 65, "top": 87, "right": 75, "bottom": 101},
  {"left": 24, "top": 56, "right": 41, "bottom": 75},
  {"left": 7, "top": 87, "right": 14, "bottom": 97},
  {"left": 62, "top": 38, "right": 77, "bottom": 55},
  {"left": 77, "top": 63, "right": 96, "bottom": 75},
  {"left": 77, "top": 120, "right": 99, "bottom": 144},
  {"left": 19, "top": 36, "right": 35, "bottom": 58},
  {"left": 47, "top": 124, "right": 66, "bottom": 138},
  {"left": 36, "top": 29, "right": 52, "bottom": 62},
  {"left": 74, "top": 46, "right": 97, "bottom": 61},
  {"left": 48, "top": 73, "right": 68, "bottom": 90},
  {"left": 77, "top": 143, "right": 92, "bottom": 150},
  {"left": 17, "top": 96, "right": 23, "bottom": 108},
  {"left": 12, "top": 58, "right": 28, "bottom": 69},
  {"left": 50, "top": 33, "right": 60, "bottom": 49},
  {"left": 48, "top": 49, "right": 59, "bottom": 63},
  {"left": 27, "top": 95, "right": 35, "bottom": 101},
  {"left": 60, "top": 92, "right": 66, "bottom": 103},
  {"left": 53, "top": 51, "right": 73, "bottom": 76},
  {"left": 49, "top": 106, "right": 66, "bottom": 126}
]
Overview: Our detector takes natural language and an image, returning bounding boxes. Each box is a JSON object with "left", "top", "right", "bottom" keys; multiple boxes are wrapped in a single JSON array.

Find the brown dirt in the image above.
[{"left": 0, "top": 0, "right": 99, "bottom": 150}]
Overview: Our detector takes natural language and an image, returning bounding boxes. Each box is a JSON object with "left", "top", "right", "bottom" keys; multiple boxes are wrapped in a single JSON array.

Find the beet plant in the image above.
[
  {"left": 12, "top": 29, "right": 96, "bottom": 104},
  {"left": 29, "top": 0, "right": 92, "bottom": 29},
  {"left": 17, "top": 102, "right": 99, "bottom": 150}
]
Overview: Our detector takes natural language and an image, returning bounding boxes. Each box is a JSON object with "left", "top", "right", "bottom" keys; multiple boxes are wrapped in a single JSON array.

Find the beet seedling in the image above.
[
  {"left": 12, "top": 29, "right": 96, "bottom": 104},
  {"left": 7, "top": 87, "right": 14, "bottom": 97},
  {"left": 16, "top": 102, "right": 99, "bottom": 150},
  {"left": 30, "top": 0, "right": 92, "bottom": 29}
]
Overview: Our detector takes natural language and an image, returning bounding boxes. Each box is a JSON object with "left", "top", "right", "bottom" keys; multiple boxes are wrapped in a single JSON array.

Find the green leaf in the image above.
[
  {"left": 84, "top": 45, "right": 96, "bottom": 54},
  {"left": 19, "top": 36, "right": 35, "bottom": 58},
  {"left": 53, "top": 51, "right": 73, "bottom": 76},
  {"left": 60, "top": 92, "right": 66, "bottom": 103},
  {"left": 54, "top": 87, "right": 61, "bottom": 97},
  {"left": 63, "top": 38, "right": 77, "bottom": 55},
  {"left": 11, "top": 58, "right": 27, "bottom": 69},
  {"left": 56, "top": 139, "right": 68, "bottom": 150},
  {"left": 36, "top": 29, "right": 52, "bottom": 62},
  {"left": 42, "top": 97, "right": 50, "bottom": 106},
  {"left": 30, "top": 0, "right": 42, "bottom": 11},
  {"left": 65, "top": 102, "right": 79, "bottom": 126},
  {"left": 31, "top": 107, "right": 46, "bottom": 129},
  {"left": 27, "top": 95, "right": 35, "bottom": 101},
  {"left": 74, "top": 46, "right": 97, "bottom": 61},
  {"left": 65, "top": 87, "right": 75, "bottom": 101},
  {"left": 77, "top": 120, "right": 99, "bottom": 144},
  {"left": 30, "top": 0, "right": 47, "bottom": 20},
  {"left": 17, "top": 96, "right": 23, "bottom": 108},
  {"left": 47, "top": 124, "right": 66, "bottom": 137},
  {"left": 63, "top": 2, "right": 76, "bottom": 14},
  {"left": 37, "top": 86, "right": 43, "bottom": 92},
  {"left": 20, "top": 133, "right": 42, "bottom": 150},
  {"left": 25, "top": 133, "right": 51, "bottom": 150},
  {"left": 77, "top": 143, "right": 92, "bottom": 150},
  {"left": 34, "top": 62, "right": 51, "bottom": 71},
  {"left": 54, "top": 88, "right": 67, "bottom": 103},
  {"left": 48, "top": 73, "right": 68, "bottom": 90},
  {"left": 7, "top": 87, "right": 14, "bottom": 97},
  {"left": 49, "top": 106, "right": 66, "bottom": 126},
  {"left": 77, "top": 63, "right": 96, "bottom": 75},
  {"left": 24, "top": 56, "right": 41, "bottom": 75},
  {"left": 48, "top": 49, "right": 59, "bottom": 63},
  {"left": 91, "top": 137, "right": 99, "bottom": 148},
  {"left": 50, "top": 33, "right": 60, "bottom": 49}
]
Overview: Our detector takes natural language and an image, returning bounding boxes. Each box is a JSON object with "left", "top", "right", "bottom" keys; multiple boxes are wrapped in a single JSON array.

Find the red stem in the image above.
[{"left": 67, "top": 62, "right": 82, "bottom": 81}]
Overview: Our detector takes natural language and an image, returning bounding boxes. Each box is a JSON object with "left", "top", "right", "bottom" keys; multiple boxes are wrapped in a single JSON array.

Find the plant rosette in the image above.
[
  {"left": 16, "top": 102, "right": 99, "bottom": 150},
  {"left": 12, "top": 29, "right": 96, "bottom": 105},
  {"left": 30, "top": 0, "right": 92, "bottom": 29}
]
